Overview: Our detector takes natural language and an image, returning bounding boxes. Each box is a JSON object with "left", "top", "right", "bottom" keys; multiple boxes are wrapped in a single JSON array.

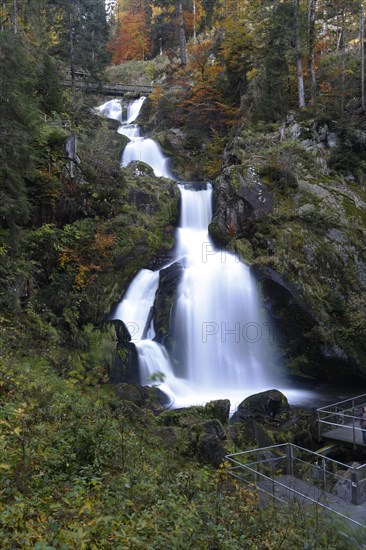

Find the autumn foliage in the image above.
[
  {"left": 109, "top": 10, "right": 151, "bottom": 62},
  {"left": 178, "top": 40, "right": 240, "bottom": 133}
]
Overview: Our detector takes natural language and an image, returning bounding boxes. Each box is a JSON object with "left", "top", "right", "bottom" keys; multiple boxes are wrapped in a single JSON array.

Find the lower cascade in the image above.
[{"left": 100, "top": 98, "right": 308, "bottom": 409}]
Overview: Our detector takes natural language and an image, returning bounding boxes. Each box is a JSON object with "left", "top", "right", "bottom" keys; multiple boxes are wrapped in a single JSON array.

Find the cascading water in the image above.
[
  {"left": 96, "top": 98, "right": 123, "bottom": 123},
  {"left": 173, "top": 185, "right": 275, "bottom": 391},
  {"left": 99, "top": 98, "right": 319, "bottom": 409}
]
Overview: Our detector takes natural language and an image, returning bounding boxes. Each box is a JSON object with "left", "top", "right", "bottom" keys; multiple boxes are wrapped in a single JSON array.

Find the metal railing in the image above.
[
  {"left": 317, "top": 394, "right": 366, "bottom": 448},
  {"left": 226, "top": 443, "right": 366, "bottom": 530}
]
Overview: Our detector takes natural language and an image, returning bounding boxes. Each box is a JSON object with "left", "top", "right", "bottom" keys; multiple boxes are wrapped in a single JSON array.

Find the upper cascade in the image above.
[{"left": 97, "top": 97, "right": 171, "bottom": 178}]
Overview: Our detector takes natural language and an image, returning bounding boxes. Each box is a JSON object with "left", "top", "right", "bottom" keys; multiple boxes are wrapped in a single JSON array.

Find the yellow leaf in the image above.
[
  {"left": 79, "top": 500, "right": 93, "bottom": 515},
  {"left": 0, "top": 463, "right": 11, "bottom": 470},
  {"left": 0, "top": 420, "right": 11, "bottom": 428}
]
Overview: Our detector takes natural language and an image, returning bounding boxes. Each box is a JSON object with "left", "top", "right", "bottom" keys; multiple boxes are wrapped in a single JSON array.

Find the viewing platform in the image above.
[
  {"left": 226, "top": 443, "right": 366, "bottom": 536},
  {"left": 225, "top": 395, "right": 366, "bottom": 540},
  {"left": 317, "top": 393, "right": 366, "bottom": 449}
]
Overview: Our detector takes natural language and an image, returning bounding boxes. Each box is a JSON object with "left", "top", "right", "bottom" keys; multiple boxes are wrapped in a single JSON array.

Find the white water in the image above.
[
  {"left": 121, "top": 137, "right": 171, "bottom": 178},
  {"left": 96, "top": 97, "right": 171, "bottom": 177},
  {"left": 95, "top": 99, "right": 123, "bottom": 123},
  {"left": 175, "top": 186, "right": 273, "bottom": 388},
  {"left": 101, "top": 98, "right": 320, "bottom": 410},
  {"left": 112, "top": 269, "right": 159, "bottom": 342},
  {"left": 120, "top": 98, "right": 171, "bottom": 177}
]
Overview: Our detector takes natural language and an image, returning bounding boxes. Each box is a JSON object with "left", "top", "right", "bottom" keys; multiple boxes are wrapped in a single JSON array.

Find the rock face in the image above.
[
  {"left": 211, "top": 118, "right": 366, "bottom": 382},
  {"left": 209, "top": 166, "right": 273, "bottom": 245},
  {"left": 153, "top": 261, "right": 183, "bottom": 346},
  {"left": 204, "top": 399, "right": 231, "bottom": 425}
]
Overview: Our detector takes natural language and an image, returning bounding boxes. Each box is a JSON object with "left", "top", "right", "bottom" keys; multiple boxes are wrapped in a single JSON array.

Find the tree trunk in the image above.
[
  {"left": 307, "top": 0, "right": 317, "bottom": 105},
  {"left": 13, "top": 0, "right": 17, "bottom": 34},
  {"left": 1, "top": 2, "right": 5, "bottom": 32},
  {"left": 193, "top": 0, "right": 197, "bottom": 43},
  {"left": 69, "top": 0, "right": 75, "bottom": 98},
  {"left": 178, "top": 0, "right": 187, "bottom": 66},
  {"left": 361, "top": 2, "right": 365, "bottom": 111},
  {"left": 294, "top": 0, "right": 306, "bottom": 108},
  {"left": 341, "top": 8, "right": 346, "bottom": 111}
]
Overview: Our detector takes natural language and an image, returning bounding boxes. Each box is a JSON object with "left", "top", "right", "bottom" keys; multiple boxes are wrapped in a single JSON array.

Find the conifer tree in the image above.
[{"left": 0, "top": 33, "right": 40, "bottom": 230}]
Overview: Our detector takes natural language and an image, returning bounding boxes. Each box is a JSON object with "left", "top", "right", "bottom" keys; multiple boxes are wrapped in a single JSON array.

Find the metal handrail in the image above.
[
  {"left": 317, "top": 394, "right": 366, "bottom": 412},
  {"left": 226, "top": 443, "right": 366, "bottom": 503},
  {"left": 317, "top": 397, "right": 366, "bottom": 449},
  {"left": 227, "top": 457, "right": 366, "bottom": 530},
  {"left": 227, "top": 442, "right": 360, "bottom": 470}
]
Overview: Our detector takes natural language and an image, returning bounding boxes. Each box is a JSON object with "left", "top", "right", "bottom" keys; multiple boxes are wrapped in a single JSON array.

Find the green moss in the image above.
[{"left": 229, "top": 238, "right": 254, "bottom": 263}]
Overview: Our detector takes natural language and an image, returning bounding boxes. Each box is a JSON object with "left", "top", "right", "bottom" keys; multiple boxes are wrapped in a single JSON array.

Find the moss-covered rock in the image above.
[{"left": 230, "top": 389, "right": 289, "bottom": 423}]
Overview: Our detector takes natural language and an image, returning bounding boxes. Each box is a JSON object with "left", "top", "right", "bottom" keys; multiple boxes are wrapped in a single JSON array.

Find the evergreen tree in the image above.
[
  {"left": 0, "top": 33, "right": 41, "bottom": 230},
  {"left": 247, "top": 1, "right": 296, "bottom": 121},
  {"left": 47, "top": 0, "right": 110, "bottom": 79},
  {"left": 36, "top": 54, "right": 64, "bottom": 114}
]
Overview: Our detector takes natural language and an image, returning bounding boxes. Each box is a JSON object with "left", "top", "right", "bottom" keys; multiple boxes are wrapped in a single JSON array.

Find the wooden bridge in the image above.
[{"left": 61, "top": 78, "right": 153, "bottom": 98}]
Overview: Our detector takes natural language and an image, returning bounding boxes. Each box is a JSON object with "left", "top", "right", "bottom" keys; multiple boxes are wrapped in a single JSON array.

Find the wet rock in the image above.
[
  {"left": 109, "top": 320, "right": 140, "bottom": 384},
  {"left": 153, "top": 261, "right": 183, "bottom": 345}
]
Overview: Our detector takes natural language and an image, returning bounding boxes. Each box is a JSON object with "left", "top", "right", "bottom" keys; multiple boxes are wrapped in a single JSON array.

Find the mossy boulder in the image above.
[
  {"left": 230, "top": 389, "right": 289, "bottom": 424},
  {"left": 204, "top": 399, "right": 231, "bottom": 425},
  {"left": 115, "top": 383, "right": 169, "bottom": 410}
]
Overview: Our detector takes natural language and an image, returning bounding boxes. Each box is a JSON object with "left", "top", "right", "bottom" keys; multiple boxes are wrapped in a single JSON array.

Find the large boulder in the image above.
[
  {"left": 109, "top": 320, "right": 139, "bottom": 384},
  {"left": 230, "top": 389, "right": 289, "bottom": 424},
  {"left": 190, "top": 419, "right": 227, "bottom": 467},
  {"left": 196, "top": 434, "right": 227, "bottom": 467}
]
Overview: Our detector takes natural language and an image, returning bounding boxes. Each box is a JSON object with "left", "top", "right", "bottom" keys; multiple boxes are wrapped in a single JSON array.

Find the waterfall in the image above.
[
  {"left": 173, "top": 185, "right": 274, "bottom": 392},
  {"left": 99, "top": 97, "right": 318, "bottom": 409},
  {"left": 95, "top": 99, "right": 123, "bottom": 123}
]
